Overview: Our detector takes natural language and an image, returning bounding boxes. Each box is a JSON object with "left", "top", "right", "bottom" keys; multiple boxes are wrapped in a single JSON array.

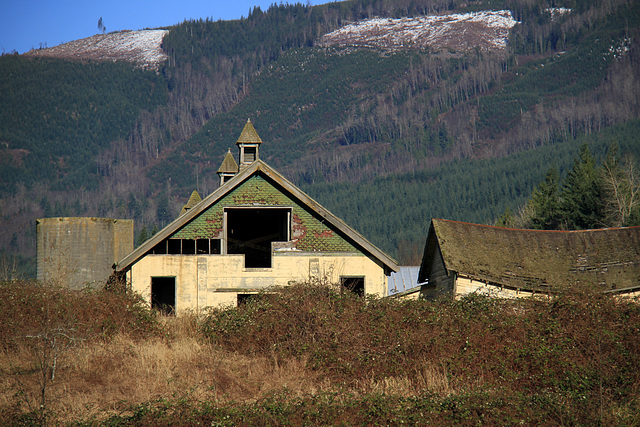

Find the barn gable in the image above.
[
  {"left": 116, "top": 160, "right": 396, "bottom": 273},
  {"left": 114, "top": 121, "right": 396, "bottom": 313}
]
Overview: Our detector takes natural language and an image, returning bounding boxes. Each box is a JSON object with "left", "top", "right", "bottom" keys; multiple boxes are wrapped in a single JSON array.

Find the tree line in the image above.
[{"left": 498, "top": 143, "right": 640, "bottom": 230}]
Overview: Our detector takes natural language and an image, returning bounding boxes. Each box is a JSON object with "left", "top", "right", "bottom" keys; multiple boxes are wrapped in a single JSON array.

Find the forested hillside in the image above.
[{"left": 1, "top": 0, "right": 639, "bottom": 277}]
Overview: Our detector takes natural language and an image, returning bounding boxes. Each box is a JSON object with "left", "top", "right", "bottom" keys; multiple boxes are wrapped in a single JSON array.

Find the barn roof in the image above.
[
  {"left": 115, "top": 160, "right": 398, "bottom": 273},
  {"left": 419, "top": 218, "right": 640, "bottom": 293}
]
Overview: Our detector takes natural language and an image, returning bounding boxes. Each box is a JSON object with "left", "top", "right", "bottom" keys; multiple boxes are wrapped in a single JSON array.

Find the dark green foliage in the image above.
[
  {"left": 520, "top": 136, "right": 640, "bottom": 231},
  {"left": 560, "top": 144, "right": 604, "bottom": 229},
  {"left": 0, "top": 55, "right": 168, "bottom": 194},
  {"left": 136, "top": 226, "right": 149, "bottom": 247},
  {"left": 530, "top": 167, "right": 561, "bottom": 229},
  {"left": 156, "top": 192, "right": 172, "bottom": 227},
  {"left": 100, "top": 388, "right": 634, "bottom": 426}
]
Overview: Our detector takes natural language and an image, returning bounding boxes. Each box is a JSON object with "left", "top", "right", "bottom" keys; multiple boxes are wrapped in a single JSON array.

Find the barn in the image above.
[{"left": 114, "top": 120, "right": 398, "bottom": 314}]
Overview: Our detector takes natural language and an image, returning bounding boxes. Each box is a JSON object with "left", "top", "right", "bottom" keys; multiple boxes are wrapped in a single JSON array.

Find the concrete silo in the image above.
[{"left": 36, "top": 217, "right": 133, "bottom": 289}]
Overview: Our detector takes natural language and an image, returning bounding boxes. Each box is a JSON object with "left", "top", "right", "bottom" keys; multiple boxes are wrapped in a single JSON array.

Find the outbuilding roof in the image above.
[
  {"left": 115, "top": 160, "right": 398, "bottom": 273},
  {"left": 419, "top": 218, "right": 640, "bottom": 293}
]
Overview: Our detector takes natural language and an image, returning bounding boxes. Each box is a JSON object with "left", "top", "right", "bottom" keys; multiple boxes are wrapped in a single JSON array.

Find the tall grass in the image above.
[{"left": 1, "top": 281, "right": 639, "bottom": 425}]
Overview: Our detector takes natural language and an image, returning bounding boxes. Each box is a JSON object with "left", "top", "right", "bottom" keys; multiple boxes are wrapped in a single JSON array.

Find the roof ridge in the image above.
[{"left": 433, "top": 218, "right": 640, "bottom": 233}]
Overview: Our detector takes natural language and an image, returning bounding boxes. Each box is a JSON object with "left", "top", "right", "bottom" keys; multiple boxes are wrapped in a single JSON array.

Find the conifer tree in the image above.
[
  {"left": 530, "top": 167, "right": 561, "bottom": 230},
  {"left": 560, "top": 144, "right": 603, "bottom": 230}
]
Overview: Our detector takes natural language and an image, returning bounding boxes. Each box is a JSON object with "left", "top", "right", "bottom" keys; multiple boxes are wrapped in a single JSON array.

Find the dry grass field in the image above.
[{"left": 1, "top": 281, "right": 639, "bottom": 425}]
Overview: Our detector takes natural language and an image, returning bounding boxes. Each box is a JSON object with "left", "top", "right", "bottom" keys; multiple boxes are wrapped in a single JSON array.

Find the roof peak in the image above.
[
  {"left": 236, "top": 118, "right": 263, "bottom": 145},
  {"left": 180, "top": 190, "right": 202, "bottom": 215},
  {"left": 217, "top": 149, "right": 239, "bottom": 174}
]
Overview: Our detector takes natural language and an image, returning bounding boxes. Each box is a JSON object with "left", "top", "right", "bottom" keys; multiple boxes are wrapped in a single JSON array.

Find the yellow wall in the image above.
[
  {"left": 130, "top": 252, "right": 387, "bottom": 313},
  {"left": 454, "top": 275, "right": 539, "bottom": 299},
  {"left": 455, "top": 276, "right": 640, "bottom": 300},
  {"left": 393, "top": 289, "right": 421, "bottom": 300}
]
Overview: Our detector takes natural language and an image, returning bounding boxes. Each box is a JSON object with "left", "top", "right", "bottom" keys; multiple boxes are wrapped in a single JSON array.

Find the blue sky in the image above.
[{"left": 0, "top": 0, "right": 329, "bottom": 54}]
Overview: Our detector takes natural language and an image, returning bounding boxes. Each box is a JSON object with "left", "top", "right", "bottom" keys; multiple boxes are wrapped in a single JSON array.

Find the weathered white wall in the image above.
[
  {"left": 455, "top": 275, "right": 541, "bottom": 299},
  {"left": 130, "top": 252, "right": 387, "bottom": 313}
]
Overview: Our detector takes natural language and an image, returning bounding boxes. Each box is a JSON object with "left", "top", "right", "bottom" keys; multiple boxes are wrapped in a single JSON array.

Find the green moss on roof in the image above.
[{"left": 430, "top": 219, "right": 640, "bottom": 292}]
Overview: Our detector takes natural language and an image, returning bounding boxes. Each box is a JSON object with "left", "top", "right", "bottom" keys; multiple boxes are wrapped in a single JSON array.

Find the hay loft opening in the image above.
[
  {"left": 151, "top": 276, "right": 176, "bottom": 315},
  {"left": 226, "top": 208, "right": 290, "bottom": 268}
]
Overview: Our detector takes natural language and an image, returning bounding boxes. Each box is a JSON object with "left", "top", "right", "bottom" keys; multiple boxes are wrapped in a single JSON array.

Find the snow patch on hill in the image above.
[
  {"left": 24, "top": 30, "right": 169, "bottom": 70},
  {"left": 320, "top": 10, "right": 518, "bottom": 53}
]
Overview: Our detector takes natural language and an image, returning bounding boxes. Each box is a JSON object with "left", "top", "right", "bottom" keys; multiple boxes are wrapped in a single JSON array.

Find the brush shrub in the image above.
[
  {"left": 201, "top": 283, "right": 640, "bottom": 423},
  {"left": 2, "top": 280, "right": 640, "bottom": 424},
  {"left": 0, "top": 280, "right": 162, "bottom": 350}
]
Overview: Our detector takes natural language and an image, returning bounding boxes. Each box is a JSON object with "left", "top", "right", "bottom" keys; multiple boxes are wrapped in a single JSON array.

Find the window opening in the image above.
[
  {"left": 182, "top": 239, "right": 195, "bottom": 254},
  {"left": 167, "top": 239, "right": 181, "bottom": 254},
  {"left": 227, "top": 208, "right": 290, "bottom": 268},
  {"left": 152, "top": 238, "right": 221, "bottom": 255},
  {"left": 244, "top": 146, "right": 257, "bottom": 163},
  {"left": 341, "top": 276, "right": 365, "bottom": 297},
  {"left": 151, "top": 277, "right": 176, "bottom": 316},
  {"left": 196, "top": 239, "right": 209, "bottom": 254},
  {"left": 152, "top": 240, "right": 167, "bottom": 254}
]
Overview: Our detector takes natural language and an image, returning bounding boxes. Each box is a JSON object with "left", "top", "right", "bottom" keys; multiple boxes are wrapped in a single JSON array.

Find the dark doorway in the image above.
[
  {"left": 151, "top": 277, "right": 176, "bottom": 315},
  {"left": 237, "top": 293, "right": 261, "bottom": 306},
  {"left": 227, "top": 208, "right": 289, "bottom": 268},
  {"left": 341, "top": 276, "right": 365, "bottom": 297}
]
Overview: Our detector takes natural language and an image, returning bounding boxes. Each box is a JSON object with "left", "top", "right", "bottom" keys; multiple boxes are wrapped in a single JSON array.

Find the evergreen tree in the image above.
[
  {"left": 136, "top": 226, "right": 149, "bottom": 247},
  {"left": 156, "top": 193, "right": 171, "bottom": 227},
  {"left": 530, "top": 167, "right": 561, "bottom": 230},
  {"left": 495, "top": 206, "right": 515, "bottom": 227},
  {"left": 560, "top": 144, "right": 603, "bottom": 230}
]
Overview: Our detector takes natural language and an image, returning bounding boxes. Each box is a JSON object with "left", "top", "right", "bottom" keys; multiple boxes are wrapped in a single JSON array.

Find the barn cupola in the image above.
[
  {"left": 217, "top": 148, "right": 239, "bottom": 186},
  {"left": 236, "top": 118, "right": 262, "bottom": 168}
]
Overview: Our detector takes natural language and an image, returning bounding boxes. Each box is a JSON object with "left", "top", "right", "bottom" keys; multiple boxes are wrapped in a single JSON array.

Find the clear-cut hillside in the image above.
[
  {"left": 23, "top": 30, "right": 169, "bottom": 70},
  {"left": 320, "top": 10, "right": 518, "bottom": 53}
]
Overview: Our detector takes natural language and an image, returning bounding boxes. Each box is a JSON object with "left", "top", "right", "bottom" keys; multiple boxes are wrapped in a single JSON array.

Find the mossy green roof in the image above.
[
  {"left": 115, "top": 160, "right": 397, "bottom": 273},
  {"left": 422, "top": 219, "right": 640, "bottom": 293}
]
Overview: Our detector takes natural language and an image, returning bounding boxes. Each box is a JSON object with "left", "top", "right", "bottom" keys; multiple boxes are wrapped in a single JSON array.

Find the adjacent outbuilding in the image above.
[{"left": 418, "top": 219, "right": 640, "bottom": 299}]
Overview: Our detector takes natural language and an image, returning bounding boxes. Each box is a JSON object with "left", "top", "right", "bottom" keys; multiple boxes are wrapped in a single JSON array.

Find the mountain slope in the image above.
[
  {"left": 23, "top": 30, "right": 169, "bottom": 70},
  {"left": 1, "top": 0, "right": 639, "bottom": 277}
]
